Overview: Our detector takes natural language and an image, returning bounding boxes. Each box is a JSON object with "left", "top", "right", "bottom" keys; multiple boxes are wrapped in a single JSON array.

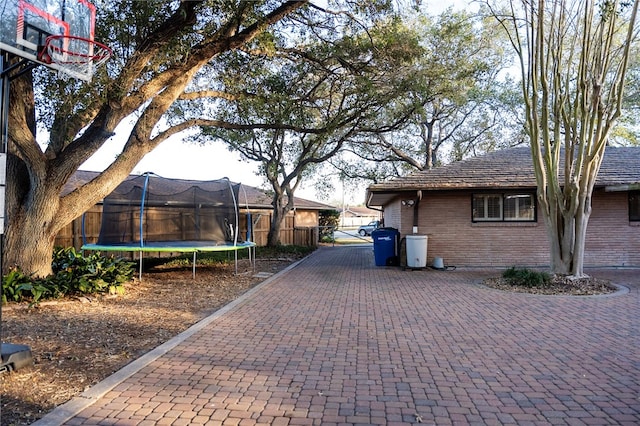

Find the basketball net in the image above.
[{"left": 38, "top": 34, "right": 112, "bottom": 81}]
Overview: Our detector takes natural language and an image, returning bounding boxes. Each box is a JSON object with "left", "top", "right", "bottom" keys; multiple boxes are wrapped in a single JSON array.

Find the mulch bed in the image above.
[{"left": 482, "top": 274, "right": 617, "bottom": 296}]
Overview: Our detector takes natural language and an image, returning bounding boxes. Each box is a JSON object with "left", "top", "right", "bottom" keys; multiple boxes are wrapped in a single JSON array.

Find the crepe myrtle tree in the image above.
[
  {"left": 3, "top": 1, "right": 408, "bottom": 276},
  {"left": 488, "top": 0, "right": 639, "bottom": 277}
]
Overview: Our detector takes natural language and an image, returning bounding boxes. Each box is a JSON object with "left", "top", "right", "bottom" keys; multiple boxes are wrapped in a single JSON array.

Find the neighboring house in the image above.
[
  {"left": 56, "top": 171, "right": 336, "bottom": 249},
  {"left": 366, "top": 147, "right": 640, "bottom": 268},
  {"left": 339, "top": 206, "right": 382, "bottom": 228},
  {"left": 236, "top": 183, "right": 337, "bottom": 246}
]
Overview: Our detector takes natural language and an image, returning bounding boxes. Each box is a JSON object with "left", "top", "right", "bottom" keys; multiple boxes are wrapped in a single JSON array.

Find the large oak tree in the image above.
[
  {"left": 4, "top": 0, "right": 401, "bottom": 276},
  {"left": 329, "top": 9, "right": 520, "bottom": 186},
  {"left": 199, "top": 16, "right": 422, "bottom": 245}
]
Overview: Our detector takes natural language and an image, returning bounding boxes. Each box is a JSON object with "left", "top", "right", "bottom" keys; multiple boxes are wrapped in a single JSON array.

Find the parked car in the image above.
[{"left": 358, "top": 220, "right": 380, "bottom": 236}]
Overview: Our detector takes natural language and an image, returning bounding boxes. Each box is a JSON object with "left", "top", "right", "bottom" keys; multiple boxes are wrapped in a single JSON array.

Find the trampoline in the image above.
[{"left": 81, "top": 173, "right": 256, "bottom": 279}]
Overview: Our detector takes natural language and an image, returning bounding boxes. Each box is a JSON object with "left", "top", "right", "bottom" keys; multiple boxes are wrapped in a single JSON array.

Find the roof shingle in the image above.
[{"left": 368, "top": 146, "right": 640, "bottom": 192}]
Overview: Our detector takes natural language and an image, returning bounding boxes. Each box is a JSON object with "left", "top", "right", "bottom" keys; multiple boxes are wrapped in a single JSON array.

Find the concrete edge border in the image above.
[{"left": 31, "top": 254, "right": 311, "bottom": 426}]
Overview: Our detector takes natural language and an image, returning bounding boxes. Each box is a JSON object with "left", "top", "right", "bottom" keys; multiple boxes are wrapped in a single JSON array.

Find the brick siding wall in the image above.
[
  {"left": 382, "top": 200, "right": 401, "bottom": 229},
  {"left": 585, "top": 190, "right": 640, "bottom": 267},
  {"left": 385, "top": 189, "right": 640, "bottom": 268}
]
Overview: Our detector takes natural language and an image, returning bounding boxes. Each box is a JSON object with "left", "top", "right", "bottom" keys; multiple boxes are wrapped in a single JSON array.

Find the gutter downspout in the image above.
[
  {"left": 365, "top": 191, "right": 384, "bottom": 225},
  {"left": 412, "top": 190, "right": 422, "bottom": 234}
]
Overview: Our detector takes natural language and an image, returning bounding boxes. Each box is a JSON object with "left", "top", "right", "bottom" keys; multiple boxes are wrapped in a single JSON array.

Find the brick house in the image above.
[
  {"left": 340, "top": 206, "right": 381, "bottom": 228},
  {"left": 365, "top": 147, "right": 640, "bottom": 268}
]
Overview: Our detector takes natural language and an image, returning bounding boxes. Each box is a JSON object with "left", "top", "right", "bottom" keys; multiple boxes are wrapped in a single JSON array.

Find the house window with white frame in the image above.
[
  {"left": 472, "top": 193, "right": 536, "bottom": 222},
  {"left": 630, "top": 191, "right": 640, "bottom": 221}
]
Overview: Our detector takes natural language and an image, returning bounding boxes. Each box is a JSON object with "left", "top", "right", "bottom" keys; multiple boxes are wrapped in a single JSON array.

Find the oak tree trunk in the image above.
[
  {"left": 267, "top": 211, "right": 283, "bottom": 247},
  {"left": 3, "top": 164, "right": 64, "bottom": 277},
  {"left": 266, "top": 180, "right": 296, "bottom": 247}
]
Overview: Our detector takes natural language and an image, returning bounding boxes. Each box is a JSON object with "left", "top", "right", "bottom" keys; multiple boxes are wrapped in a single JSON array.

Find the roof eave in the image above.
[{"left": 604, "top": 182, "right": 640, "bottom": 192}]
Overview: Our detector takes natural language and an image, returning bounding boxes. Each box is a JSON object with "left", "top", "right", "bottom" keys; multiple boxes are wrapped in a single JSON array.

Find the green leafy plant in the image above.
[
  {"left": 502, "top": 267, "right": 551, "bottom": 288},
  {"left": 2, "top": 248, "right": 135, "bottom": 304},
  {"left": 2, "top": 268, "right": 47, "bottom": 303},
  {"left": 319, "top": 209, "right": 340, "bottom": 242},
  {"left": 51, "top": 247, "right": 134, "bottom": 293}
]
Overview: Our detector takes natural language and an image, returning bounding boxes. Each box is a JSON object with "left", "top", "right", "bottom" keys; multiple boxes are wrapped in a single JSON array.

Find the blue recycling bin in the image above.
[{"left": 372, "top": 227, "right": 400, "bottom": 266}]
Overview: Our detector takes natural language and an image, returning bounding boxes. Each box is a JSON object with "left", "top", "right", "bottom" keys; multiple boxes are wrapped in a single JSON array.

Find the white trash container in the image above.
[{"left": 406, "top": 235, "right": 428, "bottom": 268}]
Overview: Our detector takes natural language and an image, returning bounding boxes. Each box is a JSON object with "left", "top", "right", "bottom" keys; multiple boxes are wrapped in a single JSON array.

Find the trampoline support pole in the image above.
[
  {"left": 192, "top": 252, "right": 196, "bottom": 280},
  {"left": 139, "top": 251, "right": 143, "bottom": 281}
]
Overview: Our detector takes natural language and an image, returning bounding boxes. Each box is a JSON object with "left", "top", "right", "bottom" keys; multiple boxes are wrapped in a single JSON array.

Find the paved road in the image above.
[
  {"left": 333, "top": 229, "right": 372, "bottom": 243},
  {"left": 36, "top": 246, "right": 640, "bottom": 425}
]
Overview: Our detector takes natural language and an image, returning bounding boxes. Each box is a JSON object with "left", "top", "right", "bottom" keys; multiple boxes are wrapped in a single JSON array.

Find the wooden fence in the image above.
[{"left": 55, "top": 207, "right": 319, "bottom": 250}]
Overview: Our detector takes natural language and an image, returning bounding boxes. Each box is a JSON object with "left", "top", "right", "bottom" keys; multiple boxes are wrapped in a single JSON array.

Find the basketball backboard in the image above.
[{"left": 0, "top": 0, "right": 100, "bottom": 81}]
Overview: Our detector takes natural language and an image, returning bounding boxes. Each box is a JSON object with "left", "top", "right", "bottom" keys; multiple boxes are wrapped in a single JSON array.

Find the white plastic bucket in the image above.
[
  {"left": 406, "top": 235, "right": 428, "bottom": 268},
  {"left": 432, "top": 257, "right": 444, "bottom": 269}
]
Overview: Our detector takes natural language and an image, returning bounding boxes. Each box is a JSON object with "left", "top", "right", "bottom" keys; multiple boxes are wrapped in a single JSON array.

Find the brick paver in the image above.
[{"left": 35, "top": 246, "right": 640, "bottom": 425}]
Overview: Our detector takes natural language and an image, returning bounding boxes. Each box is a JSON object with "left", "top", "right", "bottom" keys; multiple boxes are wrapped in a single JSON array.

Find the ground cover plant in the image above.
[
  {"left": 502, "top": 266, "right": 551, "bottom": 288},
  {"left": 2, "top": 247, "right": 135, "bottom": 305}
]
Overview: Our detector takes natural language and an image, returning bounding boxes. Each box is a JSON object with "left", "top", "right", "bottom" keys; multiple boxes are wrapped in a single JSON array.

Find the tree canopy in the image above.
[
  {"left": 327, "top": 8, "right": 522, "bottom": 187},
  {"left": 4, "top": 0, "right": 409, "bottom": 275},
  {"left": 194, "top": 15, "right": 423, "bottom": 244}
]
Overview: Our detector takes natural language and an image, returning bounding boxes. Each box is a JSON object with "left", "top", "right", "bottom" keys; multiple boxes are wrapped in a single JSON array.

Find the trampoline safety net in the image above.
[{"left": 96, "top": 174, "right": 243, "bottom": 246}]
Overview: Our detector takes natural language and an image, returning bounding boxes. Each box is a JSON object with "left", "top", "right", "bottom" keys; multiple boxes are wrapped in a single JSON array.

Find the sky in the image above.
[{"left": 80, "top": 0, "right": 472, "bottom": 206}]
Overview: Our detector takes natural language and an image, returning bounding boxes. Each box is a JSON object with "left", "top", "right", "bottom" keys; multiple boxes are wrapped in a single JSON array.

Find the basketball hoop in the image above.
[{"left": 38, "top": 34, "right": 112, "bottom": 79}]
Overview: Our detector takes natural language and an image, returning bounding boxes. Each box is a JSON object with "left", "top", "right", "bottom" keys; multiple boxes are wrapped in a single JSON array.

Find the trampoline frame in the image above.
[
  {"left": 81, "top": 174, "right": 257, "bottom": 280},
  {"left": 81, "top": 241, "right": 256, "bottom": 280}
]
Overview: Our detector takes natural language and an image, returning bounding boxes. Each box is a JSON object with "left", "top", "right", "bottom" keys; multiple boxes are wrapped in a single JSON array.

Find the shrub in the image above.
[
  {"left": 2, "top": 268, "right": 52, "bottom": 304},
  {"left": 502, "top": 267, "right": 551, "bottom": 288},
  {"left": 2, "top": 248, "right": 135, "bottom": 304},
  {"left": 320, "top": 235, "right": 335, "bottom": 243},
  {"left": 51, "top": 247, "right": 135, "bottom": 295},
  {"left": 319, "top": 209, "right": 340, "bottom": 241}
]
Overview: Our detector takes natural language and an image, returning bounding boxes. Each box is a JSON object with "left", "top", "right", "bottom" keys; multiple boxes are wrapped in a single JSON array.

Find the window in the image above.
[
  {"left": 473, "top": 194, "right": 502, "bottom": 220},
  {"left": 472, "top": 193, "right": 536, "bottom": 222},
  {"left": 630, "top": 192, "right": 640, "bottom": 221},
  {"left": 504, "top": 194, "right": 535, "bottom": 221}
]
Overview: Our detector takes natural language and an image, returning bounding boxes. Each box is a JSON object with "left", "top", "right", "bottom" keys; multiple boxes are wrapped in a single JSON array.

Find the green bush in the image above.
[
  {"left": 2, "top": 268, "right": 52, "bottom": 304},
  {"left": 320, "top": 235, "right": 335, "bottom": 243},
  {"left": 319, "top": 209, "right": 340, "bottom": 240},
  {"left": 51, "top": 247, "right": 134, "bottom": 294},
  {"left": 2, "top": 247, "right": 135, "bottom": 304},
  {"left": 502, "top": 267, "right": 551, "bottom": 288}
]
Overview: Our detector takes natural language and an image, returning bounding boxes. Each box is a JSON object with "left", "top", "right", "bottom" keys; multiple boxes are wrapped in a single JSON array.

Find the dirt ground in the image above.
[{"left": 0, "top": 256, "right": 298, "bottom": 426}]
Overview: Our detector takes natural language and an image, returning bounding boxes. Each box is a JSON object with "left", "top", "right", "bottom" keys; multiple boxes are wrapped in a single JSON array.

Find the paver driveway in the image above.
[{"left": 35, "top": 245, "right": 639, "bottom": 425}]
